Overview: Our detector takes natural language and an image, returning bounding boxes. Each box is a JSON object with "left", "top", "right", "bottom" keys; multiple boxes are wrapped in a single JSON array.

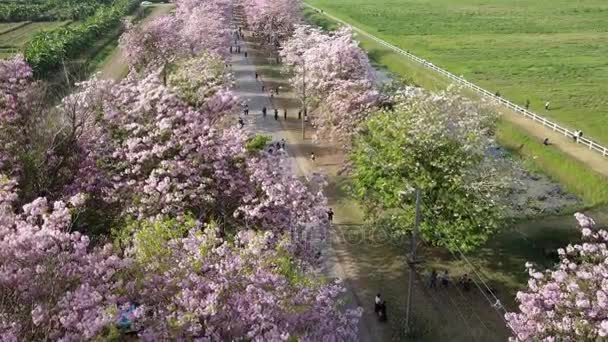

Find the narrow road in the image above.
[
  {"left": 229, "top": 14, "right": 378, "bottom": 341},
  {"left": 98, "top": 4, "right": 175, "bottom": 80},
  {"left": 304, "top": 3, "right": 608, "bottom": 178},
  {"left": 230, "top": 9, "right": 509, "bottom": 342}
]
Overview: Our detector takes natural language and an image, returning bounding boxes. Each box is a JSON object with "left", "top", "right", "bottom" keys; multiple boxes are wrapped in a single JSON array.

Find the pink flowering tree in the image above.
[
  {"left": 281, "top": 25, "right": 379, "bottom": 145},
  {"left": 119, "top": 15, "right": 187, "bottom": 79},
  {"left": 0, "top": 175, "right": 129, "bottom": 341},
  {"left": 178, "top": 0, "right": 232, "bottom": 56},
  {"left": 505, "top": 213, "right": 608, "bottom": 341},
  {"left": 243, "top": 0, "right": 301, "bottom": 48},
  {"left": 120, "top": 218, "right": 361, "bottom": 340},
  {"left": 167, "top": 52, "right": 234, "bottom": 108},
  {"left": 0, "top": 55, "right": 38, "bottom": 179},
  {"left": 1, "top": 56, "right": 104, "bottom": 206}
]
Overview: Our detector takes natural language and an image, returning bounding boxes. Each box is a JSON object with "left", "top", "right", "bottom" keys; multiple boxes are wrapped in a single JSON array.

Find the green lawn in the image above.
[{"left": 307, "top": 0, "right": 608, "bottom": 146}]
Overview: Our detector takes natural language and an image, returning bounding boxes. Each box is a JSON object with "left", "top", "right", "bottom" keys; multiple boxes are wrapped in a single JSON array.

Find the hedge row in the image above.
[
  {"left": 0, "top": 1, "right": 114, "bottom": 23},
  {"left": 23, "top": 0, "right": 139, "bottom": 75}
]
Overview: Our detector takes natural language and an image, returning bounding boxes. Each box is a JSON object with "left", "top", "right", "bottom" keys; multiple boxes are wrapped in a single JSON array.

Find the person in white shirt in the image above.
[{"left": 374, "top": 293, "right": 382, "bottom": 314}]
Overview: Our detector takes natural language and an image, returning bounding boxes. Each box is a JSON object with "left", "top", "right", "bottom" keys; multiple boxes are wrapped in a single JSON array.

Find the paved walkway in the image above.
[
  {"left": 229, "top": 13, "right": 378, "bottom": 341},
  {"left": 230, "top": 9, "right": 510, "bottom": 341}
]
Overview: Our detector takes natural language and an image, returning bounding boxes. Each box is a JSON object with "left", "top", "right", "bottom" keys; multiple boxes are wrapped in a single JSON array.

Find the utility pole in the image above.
[
  {"left": 405, "top": 188, "right": 421, "bottom": 334},
  {"left": 301, "top": 57, "right": 306, "bottom": 140}
]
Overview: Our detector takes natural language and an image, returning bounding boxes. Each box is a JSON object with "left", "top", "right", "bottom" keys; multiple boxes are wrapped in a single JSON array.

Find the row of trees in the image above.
[
  {"left": 1, "top": 0, "right": 361, "bottom": 340},
  {"left": 0, "top": 0, "right": 114, "bottom": 22},
  {"left": 244, "top": 0, "right": 608, "bottom": 340},
  {"left": 24, "top": 0, "right": 140, "bottom": 75}
]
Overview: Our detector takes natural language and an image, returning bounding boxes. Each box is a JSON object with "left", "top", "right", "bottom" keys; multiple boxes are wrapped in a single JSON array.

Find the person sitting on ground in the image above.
[{"left": 543, "top": 137, "right": 550, "bottom": 146}]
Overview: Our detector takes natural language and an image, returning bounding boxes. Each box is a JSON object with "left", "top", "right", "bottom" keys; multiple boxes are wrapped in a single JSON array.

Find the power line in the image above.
[{"left": 443, "top": 254, "right": 498, "bottom": 340}]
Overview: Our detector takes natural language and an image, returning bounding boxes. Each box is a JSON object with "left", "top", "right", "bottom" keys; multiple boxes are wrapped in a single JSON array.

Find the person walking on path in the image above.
[
  {"left": 440, "top": 270, "right": 449, "bottom": 288},
  {"left": 275, "top": 86, "right": 279, "bottom": 95},
  {"left": 230, "top": 46, "right": 233, "bottom": 53},
  {"left": 310, "top": 152, "right": 316, "bottom": 163},
  {"left": 280, "top": 138, "right": 286, "bottom": 150},
  {"left": 327, "top": 208, "right": 334, "bottom": 222},
  {"left": 262, "top": 85, "right": 265, "bottom": 92},
  {"left": 274, "top": 108, "right": 278, "bottom": 120},
  {"left": 429, "top": 269, "right": 438, "bottom": 288},
  {"left": 243, "top": 104, "right": 249, "bottom": 116},
  {"left": 460, "top": 274, "right": 472, "bottom": 292},
  {"left": 374, "top": 294, "right": 382, "bottom": 315},
  {"left": 262, "top": 106, "right": 267, "bottom": 118},
  {"left": 244, "top": 51, "right": 248, "bottom": 58},
  {"left": 255, "top": 72, "right": 258, "bottom": 80},
  {"left": 238, "top": 117, "right": 244, "bottom": 129},
  {"left": 283, "top": 109, "right": 287, "bottom": 120}
]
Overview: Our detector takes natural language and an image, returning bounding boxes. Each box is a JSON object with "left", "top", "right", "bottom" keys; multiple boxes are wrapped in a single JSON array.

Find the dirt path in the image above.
[
  {"left": 98, "top": 4, "right": 175, "bottom": 80},
  {"left": 231, "top": 10, "right": 509, "bottom": 342},
  {"left": 305, "top": 3, "right": 608, "bottom": 178}
]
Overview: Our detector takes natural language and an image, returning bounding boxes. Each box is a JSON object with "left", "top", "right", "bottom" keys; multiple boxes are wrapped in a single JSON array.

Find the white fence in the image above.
[{"left": 305, "top": 3, "right": 608, "bottom": 158}]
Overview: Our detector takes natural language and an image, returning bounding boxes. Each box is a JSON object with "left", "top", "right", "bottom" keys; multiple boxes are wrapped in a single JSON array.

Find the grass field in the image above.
[
  {"left": 303, "top": 5, "right": 608, "bottom": 207},
  {"left": 307, "top": 0, "right": 608, "bottom": 147},
  {"left": 0, "top": 21, "right": 71, "bottom": 48}
]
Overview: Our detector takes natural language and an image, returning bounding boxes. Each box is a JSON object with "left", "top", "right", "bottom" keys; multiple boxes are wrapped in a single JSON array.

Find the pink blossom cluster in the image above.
[
  {"left": 0, "top": 56, "right": 38, "bottom": 179},
  {"left": 280, "top": 25, "right": 380, "bottom": 145},
  {"left": 167, "top": 52, "right": 235, "bottom": 108},
  {"left": 125, "top": 223, "right": 361, "bottom": 340},
  {"left": 120, "top": 0, "right": 233, "bottom": 71},
  {"left": 242, "top": 0, "right": 301, "bottom": 45},
  {"left": 505, "top": 213, "right": 608, "bottom": 341},
  {"left": 0, "top": 177, "right": 129, "bottom": 340}
]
